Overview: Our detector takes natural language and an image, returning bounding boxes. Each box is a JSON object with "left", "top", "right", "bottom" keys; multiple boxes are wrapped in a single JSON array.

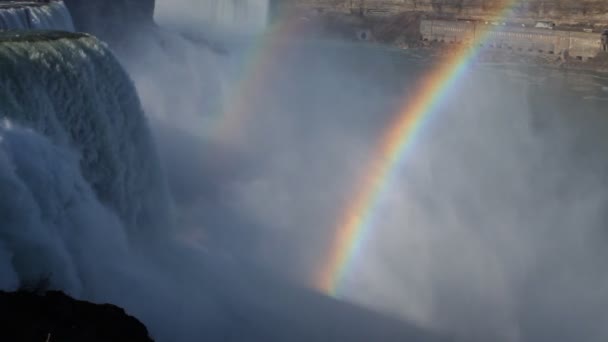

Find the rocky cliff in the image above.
[
  {"left": 0, "top": 291, "right": 153, "bottom": 342},
  {"left": 286, "top": 0, "right": 608, "bottom": 24}
]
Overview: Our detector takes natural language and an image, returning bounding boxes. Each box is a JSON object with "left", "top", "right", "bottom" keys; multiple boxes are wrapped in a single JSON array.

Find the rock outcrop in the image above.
[
  {"left": 285, "top": 0, "right": 608, "bottom": 24},
  {"left": 0, "top": 291, "right": 153, "bottom": 342}
]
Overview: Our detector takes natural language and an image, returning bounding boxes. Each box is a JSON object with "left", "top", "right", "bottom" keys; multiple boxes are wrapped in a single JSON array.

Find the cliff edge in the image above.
[
  {"left": 0, "top": 291, "right": 153, "bottom": 342},
  {"left": 283, "top": 0, "right": 608, "bottom": 24}
]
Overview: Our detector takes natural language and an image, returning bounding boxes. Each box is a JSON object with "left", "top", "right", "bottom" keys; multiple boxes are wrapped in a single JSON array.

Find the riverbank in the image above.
[
  {"left": 421, "top": 40, "right": 608, "bottom": 74},
  {"left": 286, "top": 10, "right": 608, "bottom": 74}
]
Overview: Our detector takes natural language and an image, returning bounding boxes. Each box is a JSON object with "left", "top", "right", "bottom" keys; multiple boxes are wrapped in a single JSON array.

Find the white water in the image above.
[
  {"left": 155, "top": 0, "right": 269, "bottom": 34},
  {"left": 0, "top": 120, "right": 132, "bottom": 293},
  {"left": 0, "top": 1, "right": 74, "bottom": 31},
  {"left": 0, "top": 33, "right": 170, "bottom": 238},
  {"left": 0, "top": 32, "right": 180, "bottom": 337}
]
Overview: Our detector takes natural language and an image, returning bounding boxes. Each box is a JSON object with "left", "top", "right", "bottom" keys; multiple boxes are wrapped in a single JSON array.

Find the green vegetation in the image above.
[{"left": 0, "top": 31, "right": 89, "bottom": 43}]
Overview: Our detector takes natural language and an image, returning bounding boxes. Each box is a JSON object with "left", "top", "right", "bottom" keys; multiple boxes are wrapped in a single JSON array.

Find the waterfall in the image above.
[
  {"left": 0, "top": 31, "right": 170, "bottom": 238},
  {"left": 208, "top": 0, "right": 269, "bottom": 32},
  {"left": 156, "top": 0, "right": 269, "bottom": 34},
  {"left": 0, "top": 120, "right": 132, "bottom": 293},
  {"left": 0, "top": 1, "right": 74, "bottom": 31}
]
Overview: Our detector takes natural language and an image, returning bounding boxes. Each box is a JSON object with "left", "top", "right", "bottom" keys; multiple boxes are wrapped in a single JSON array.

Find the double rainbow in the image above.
[
  {"left": 216, "top": 1, "right": 522, "bottom": 297},
  {"left": 314, "top": 2, "right": 521, "bottom": 296}
]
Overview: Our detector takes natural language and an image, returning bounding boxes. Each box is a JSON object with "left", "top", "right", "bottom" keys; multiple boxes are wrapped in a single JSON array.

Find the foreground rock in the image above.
[{"left": 0, "top": 291, "right": 153, "bottom": 342}]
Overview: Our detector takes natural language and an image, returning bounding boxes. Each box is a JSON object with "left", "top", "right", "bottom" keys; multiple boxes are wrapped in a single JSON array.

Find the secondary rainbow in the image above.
[
  {"left": 216, "top": 11, "right": 305, "bottom": 141},
  {"left": 315, "top": 1, "right": 521, "bottom": 296}
]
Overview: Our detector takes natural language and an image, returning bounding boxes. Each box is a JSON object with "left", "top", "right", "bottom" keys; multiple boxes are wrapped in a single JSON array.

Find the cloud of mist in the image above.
[
  {"left": 0, "top": 2, "right": 453, "bottom": 342},
  {"left": 2, "top": 1, "right": 607, "bottom": 341},
  {"left": 126, "top": 6, "right": 608, "bottom": 340}
]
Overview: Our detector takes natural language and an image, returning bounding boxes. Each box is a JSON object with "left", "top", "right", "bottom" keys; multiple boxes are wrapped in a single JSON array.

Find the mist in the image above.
[
  {"left": 155, "top": 0, "right": 269, "bottom": 36},
  {"left": 1, "top": 1, "right": 607, "bottom": 341},
  {"left": 124, "top": 2, "right": 608, "bottom": 339}
]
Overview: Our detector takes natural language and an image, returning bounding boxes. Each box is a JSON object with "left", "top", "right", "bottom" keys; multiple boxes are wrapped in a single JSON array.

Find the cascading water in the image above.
[
  {"left": 208, "top": 0, "right": 268, "bottom": 32},
  {"left": 0, "top": 119, "right": 132, "bottom": 293},
  {"left": 156, "top": 0, "right": 269, "bottom": 34},
  {"left": 0, "top": 31, "right": 170, "bottom": 238},
  {"left": 0, "top": 1, "right": 74, "bottom": 31}
]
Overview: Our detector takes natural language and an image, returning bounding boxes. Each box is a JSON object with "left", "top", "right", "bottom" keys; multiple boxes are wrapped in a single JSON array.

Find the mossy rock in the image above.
[
  {"left": 0, "top": 30, "right": 89, "bottom": 43},
  {"left": 0, "top": 1, "right": 49, "bottom": 9}
]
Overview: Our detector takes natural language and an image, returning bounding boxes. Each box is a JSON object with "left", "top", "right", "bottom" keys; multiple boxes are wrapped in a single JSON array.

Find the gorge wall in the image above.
[
  {"left": 63, "top": 0, "right": 155, "bottom": 45},
  {"left": 285, "top": 0, "right": 608, "bottom": 25},
  {"left": 421, "top": 19, "right": 602, "bottom": 59}
]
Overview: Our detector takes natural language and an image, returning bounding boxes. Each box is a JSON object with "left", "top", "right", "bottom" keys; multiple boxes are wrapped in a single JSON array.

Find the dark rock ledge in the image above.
[
  {"left": 0, "top": 290, "right": 154, "bottom": 342},
  {"left": 0, "top": 30, "right": 88, "bottom": 42}
]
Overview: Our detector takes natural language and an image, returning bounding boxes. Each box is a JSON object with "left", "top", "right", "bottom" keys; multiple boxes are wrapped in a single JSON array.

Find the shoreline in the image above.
[
  {"left": 285, "top": 11, "right": 608, "bottom": 75},
  {"left": 416, "top": 42, "right": 608, "bottom": 75}
]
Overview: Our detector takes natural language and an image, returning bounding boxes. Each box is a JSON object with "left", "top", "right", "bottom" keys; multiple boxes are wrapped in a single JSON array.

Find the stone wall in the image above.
[
  {"left": 286, "top": 0, "right": 608, "bottom": 25},
  {"left": 421, "top": 19, "right": 603, "bottom": 58}
]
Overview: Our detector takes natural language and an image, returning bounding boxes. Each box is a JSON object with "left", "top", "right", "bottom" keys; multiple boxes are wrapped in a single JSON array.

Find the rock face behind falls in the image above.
[
  {"left": 0, "top": 31, "right": 170, "bottom": 236},
  {"left": 64, "top": 0, "right": 155, "bottom": 44},
  {"left": 286, "top": 0, "right": 608, "bottom": 23},
  {"left": 0, "top": 290, "right": 154, "bottom": 342}
]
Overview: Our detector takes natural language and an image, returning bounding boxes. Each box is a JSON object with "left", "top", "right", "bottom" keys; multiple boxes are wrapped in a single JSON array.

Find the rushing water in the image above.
[
  {"left": 0, "top": 31, "right": 170, "bottom": 295},
  {"left": 155, "top": 0, "right": 269, "bottom": 34},
  {"left": 0, "top": 1, "right": 73, "bottom": 31}
]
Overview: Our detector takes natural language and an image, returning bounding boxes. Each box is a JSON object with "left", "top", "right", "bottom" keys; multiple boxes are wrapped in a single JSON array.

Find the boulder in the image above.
[{"left": 0, "top": 290, "right": 154, "bottom": 342}]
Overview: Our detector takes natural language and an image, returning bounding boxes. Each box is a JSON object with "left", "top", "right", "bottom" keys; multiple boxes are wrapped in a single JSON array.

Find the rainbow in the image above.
[
  {"left": 215, "top": 10, "right": 305, "bottom": 142},
  {"left": 315, "top": 2, "right": 521, "bottom": 296}
]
